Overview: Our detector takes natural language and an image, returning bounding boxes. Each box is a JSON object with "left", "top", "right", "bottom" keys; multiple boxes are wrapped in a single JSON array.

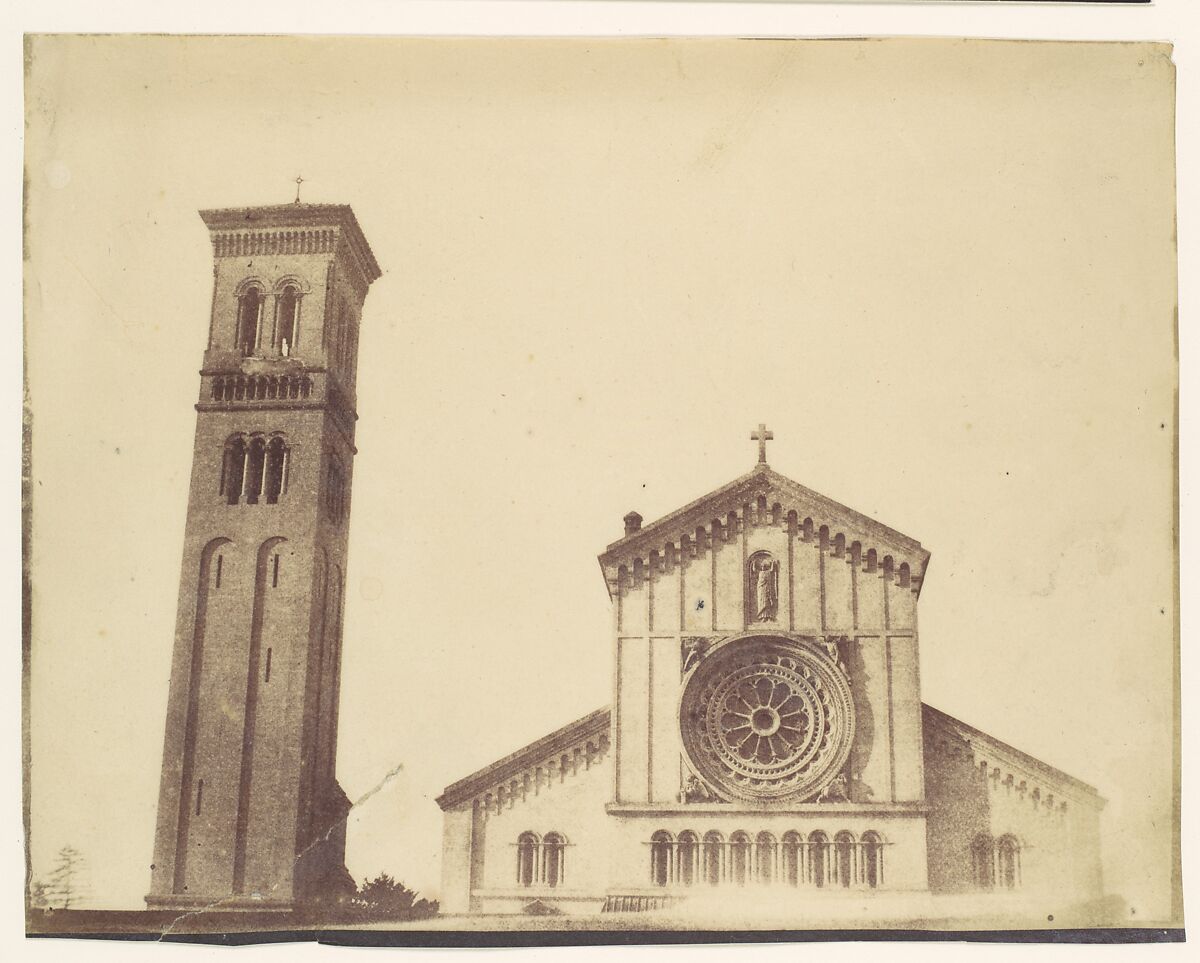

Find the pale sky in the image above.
[{"left": 24, "top": 36, "right": 1177, "bottom": 918}]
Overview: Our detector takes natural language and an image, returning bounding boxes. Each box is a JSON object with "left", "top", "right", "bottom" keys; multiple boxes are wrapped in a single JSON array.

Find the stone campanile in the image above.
[{"left": 146, "top": 203, "right": 381, "bottom": 911}]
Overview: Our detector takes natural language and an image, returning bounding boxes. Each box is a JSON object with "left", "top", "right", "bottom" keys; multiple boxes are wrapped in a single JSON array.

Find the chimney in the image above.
[{"left": 623, "top": 511, "right": 643, "bottom": 536}]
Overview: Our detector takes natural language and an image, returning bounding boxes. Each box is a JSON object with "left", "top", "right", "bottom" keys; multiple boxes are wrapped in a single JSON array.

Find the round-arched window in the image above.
[
  {"left": 236, "top": 287, "right": 263, "bottom": 356},
  {"left": 516, "top": 832, "right": 538, "bottom": 887},
  {"left": 277, "top": 283, "right": 300, "bottom": 354}
]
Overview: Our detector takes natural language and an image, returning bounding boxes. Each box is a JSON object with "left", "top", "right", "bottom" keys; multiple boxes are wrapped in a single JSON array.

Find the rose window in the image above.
[{"left": 679, "top": 636, "right": 855, "bottom": 802}]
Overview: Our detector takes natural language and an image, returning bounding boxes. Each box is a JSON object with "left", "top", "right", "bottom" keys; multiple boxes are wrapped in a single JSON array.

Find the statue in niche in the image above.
[{"left": 748, "top": 551, "right": 779, "bottom": 621}]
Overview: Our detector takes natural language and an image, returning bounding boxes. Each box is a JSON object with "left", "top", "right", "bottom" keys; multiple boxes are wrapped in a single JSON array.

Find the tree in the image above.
[
  {"left": 28, "top": 879, "right": 48, "bottom": 910},
  {"left": 45, "top": 845, "right": 87, "bottom": 910},
  {"left": 351, "top": 874, "right": 437, "bottom": 921}
]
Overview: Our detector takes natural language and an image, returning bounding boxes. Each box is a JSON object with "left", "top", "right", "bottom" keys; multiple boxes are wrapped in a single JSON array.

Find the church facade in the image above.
[{"left": 437, "top": 438, "right": 1106, "bottom": 918}]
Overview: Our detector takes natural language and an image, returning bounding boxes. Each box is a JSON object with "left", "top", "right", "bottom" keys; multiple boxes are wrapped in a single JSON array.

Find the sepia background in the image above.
[{"left": 23, "top": 36, "right": 1178, "bottom": 921}]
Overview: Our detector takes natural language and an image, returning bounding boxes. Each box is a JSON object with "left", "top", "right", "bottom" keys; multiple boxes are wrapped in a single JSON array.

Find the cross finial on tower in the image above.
[
  {"left": 293, "top": 175, "right": 305, "bottom": 204},
  {"left": 751, "top": 422, "right": 774, "bottom": 465}
]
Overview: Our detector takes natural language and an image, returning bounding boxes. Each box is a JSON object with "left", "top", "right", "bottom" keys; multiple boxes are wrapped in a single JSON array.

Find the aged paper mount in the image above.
[{"left": 21, "top": 35, "right": 1181, "bottom": 944}]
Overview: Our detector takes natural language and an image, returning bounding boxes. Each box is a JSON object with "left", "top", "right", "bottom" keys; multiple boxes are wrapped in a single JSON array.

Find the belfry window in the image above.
[
  {"left": 236, "top": 287, "right": 263, "bottom": 356},
  {"left": 276, "top": 284, "right": 300, "bottom": 355},
  {"left": 221, "top": 436, "right": 247, "bottom": 504},
  {"left": 264, "top": 437, "right": 288, "bottom": 504},
  {"left": 244, "top": 437, "right": 267, "bottom": 504},
  {"left": 221, "top": 434, "right": 288, "bottom": 505}
]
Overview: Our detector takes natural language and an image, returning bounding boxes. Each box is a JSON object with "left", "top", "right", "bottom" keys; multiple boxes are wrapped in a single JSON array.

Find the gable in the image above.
[{"left": 598, "top": 464, "right": 930, "bottom": 598}]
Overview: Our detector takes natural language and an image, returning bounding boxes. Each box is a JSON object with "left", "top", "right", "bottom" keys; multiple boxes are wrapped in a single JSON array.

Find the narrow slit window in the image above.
[
  {"left": 272, "top": 554, "right": 280, "bottom": 587},
  {"left": 265, "top": 647, "right": 272, "bottom": 683},
  {"left": 215, "top": 555, "right": 223, "bottom": 588},
  {"left": 195, "top": 779, "right": 204, "bottom": 816}
]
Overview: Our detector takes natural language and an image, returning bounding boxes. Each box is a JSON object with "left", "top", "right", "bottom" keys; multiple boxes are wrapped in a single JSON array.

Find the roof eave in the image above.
[
  {"left": 922, "top": 703, "right": 1106, "bottom": 806},
  {"left": 436, "top": 707, "right": 612, "bottom": 811}
]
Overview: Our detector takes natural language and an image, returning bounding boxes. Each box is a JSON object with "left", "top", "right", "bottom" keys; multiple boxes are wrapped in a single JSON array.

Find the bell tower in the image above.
[{"left": 146, "top": 203, "right": 381, "bottom": 911}]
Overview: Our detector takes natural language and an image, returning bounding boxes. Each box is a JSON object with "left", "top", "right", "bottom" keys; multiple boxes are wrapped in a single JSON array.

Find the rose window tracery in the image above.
[{"left": 679, "top": 636, "right": 854, "bottom": 802}]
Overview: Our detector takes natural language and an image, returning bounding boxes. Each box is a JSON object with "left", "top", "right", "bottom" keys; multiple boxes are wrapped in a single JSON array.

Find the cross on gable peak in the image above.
[{"left": 751, "top": 422, "right": 774, "bottom": 465}]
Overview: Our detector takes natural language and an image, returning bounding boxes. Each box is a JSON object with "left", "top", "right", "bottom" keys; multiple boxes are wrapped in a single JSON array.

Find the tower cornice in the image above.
[{"left": 199, "top": 204, "right": 382, "bottom": 285}]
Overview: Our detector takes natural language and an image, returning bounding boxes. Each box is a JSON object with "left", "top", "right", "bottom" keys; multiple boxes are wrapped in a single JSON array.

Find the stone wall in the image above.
[{"left": 923, "top": 705, "right": 1105, "bottom": 901}]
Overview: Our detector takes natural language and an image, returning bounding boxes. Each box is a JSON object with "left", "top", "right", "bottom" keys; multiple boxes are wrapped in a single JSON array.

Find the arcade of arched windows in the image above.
[
  {"left": 648, "top": 829, "right": 886, "bottom": 890},
  {"left": 970, "top": 833, "right": 1022, "bottom": 891},
  {"left": 234, "top": 281, "right": 306, "bottom": 358},
  {"left": 220, "top": 433, "right": 289, "bottom": 505},
  {"left": 515, "top": 831, "right": 568, "bottom": 888}
]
